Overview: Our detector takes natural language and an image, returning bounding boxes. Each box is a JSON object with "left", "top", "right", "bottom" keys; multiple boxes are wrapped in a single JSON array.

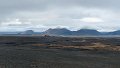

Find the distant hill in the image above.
[
  {"left": 19, "top": 30, "right": 42, "bottom": 35},
  {"left": 72, "top": 29, "right": 101, "bottom": 35},
  {"left": 43, "top": 28, "right": 71, "bottom": 36}
]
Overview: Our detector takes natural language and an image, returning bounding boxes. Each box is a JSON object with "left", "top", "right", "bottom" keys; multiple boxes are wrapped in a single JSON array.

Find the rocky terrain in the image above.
[{"left": 0, "top": 36, "right": 119, "bottom": 68}]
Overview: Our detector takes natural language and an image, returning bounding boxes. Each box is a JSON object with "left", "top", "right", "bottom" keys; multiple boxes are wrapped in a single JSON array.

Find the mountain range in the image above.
[
  {"left": 19, "top": 28, "right": 120, "bottom": 36},
  {"left": 1, "top": 28, "right": 120, "bottom": 36}
]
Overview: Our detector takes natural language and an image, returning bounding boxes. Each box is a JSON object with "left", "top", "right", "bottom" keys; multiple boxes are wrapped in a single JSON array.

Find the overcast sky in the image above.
[{"left": 0, "top": 0, "right": 120, "bottom": 32}]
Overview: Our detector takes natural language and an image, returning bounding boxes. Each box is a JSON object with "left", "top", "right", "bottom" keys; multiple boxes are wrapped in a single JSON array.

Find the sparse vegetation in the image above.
[{"left": 0, "top": 36, "right": 119, "bottom": 68}]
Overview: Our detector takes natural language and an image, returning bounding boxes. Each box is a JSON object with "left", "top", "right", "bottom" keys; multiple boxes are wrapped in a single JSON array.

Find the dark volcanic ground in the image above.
[{"left": 0, "top": 36, "right": 119, "bottom": 68}]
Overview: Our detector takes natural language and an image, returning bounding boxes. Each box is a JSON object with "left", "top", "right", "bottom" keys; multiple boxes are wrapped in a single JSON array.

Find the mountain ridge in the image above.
[
  {"left": 1, "top": 28, "right": 120, "bottom": 36},
  {"left": 40, "top": 28, "right": 120, "bottom": 36}
]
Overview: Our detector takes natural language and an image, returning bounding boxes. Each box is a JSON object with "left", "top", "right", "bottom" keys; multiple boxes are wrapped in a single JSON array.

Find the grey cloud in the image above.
[
  {"left": 0, "top": 0, "right": 119, "bottom": 11},
  {"left": 0, "top": 0, "right": 120, "bottom": 31}
]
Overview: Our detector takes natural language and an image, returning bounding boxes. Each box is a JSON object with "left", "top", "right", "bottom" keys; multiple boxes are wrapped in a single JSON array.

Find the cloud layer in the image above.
[{"left": 0, "top": 0, "right": 120, "bottom": 32}]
